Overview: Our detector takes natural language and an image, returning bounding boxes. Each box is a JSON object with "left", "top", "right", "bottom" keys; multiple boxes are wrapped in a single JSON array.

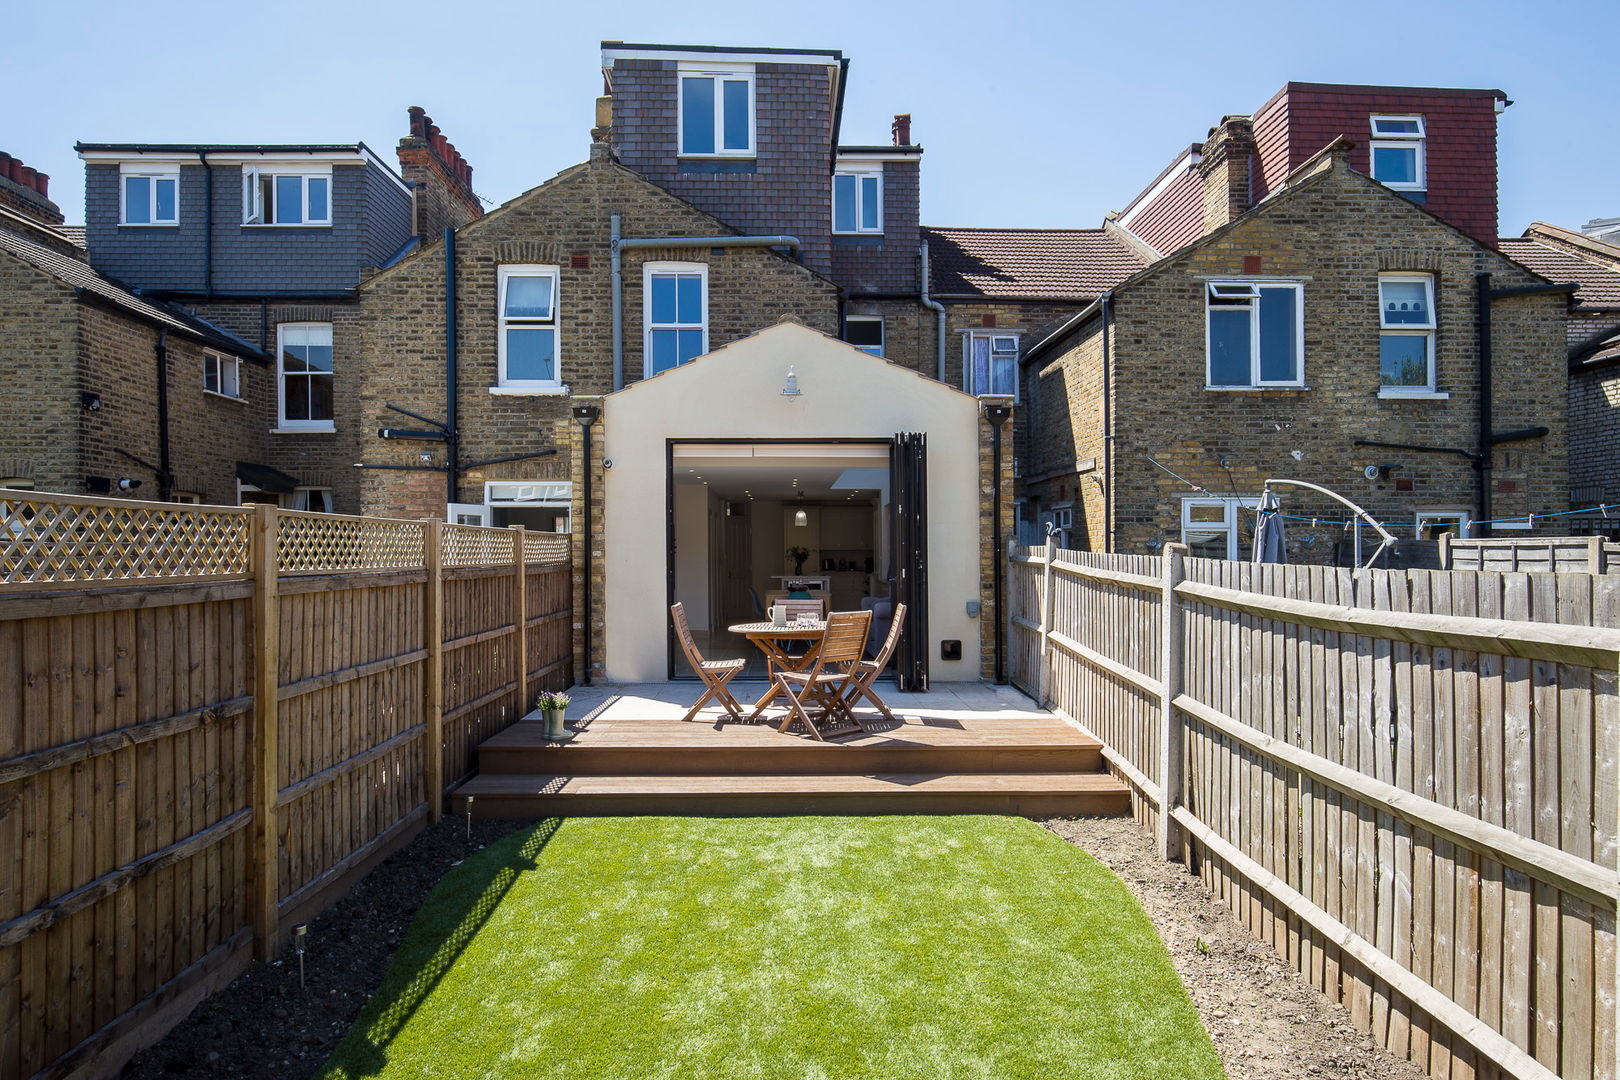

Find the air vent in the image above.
[{"left": 570, "top": 254, "right": 590, "bottom": 269}]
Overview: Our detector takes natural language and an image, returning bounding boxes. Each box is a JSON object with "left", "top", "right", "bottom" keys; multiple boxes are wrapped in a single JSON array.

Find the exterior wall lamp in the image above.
[{"left": 782, "top": 367, "right": 802, "bottom": 398}]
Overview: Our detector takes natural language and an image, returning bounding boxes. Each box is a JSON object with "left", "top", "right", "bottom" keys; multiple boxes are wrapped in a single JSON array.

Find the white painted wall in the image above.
[
  {"left": 672, "top": 479, "right": 709, "bottom": 629},
  {"left": 602, "top": 321, "right": 985, "bottom": 682}
]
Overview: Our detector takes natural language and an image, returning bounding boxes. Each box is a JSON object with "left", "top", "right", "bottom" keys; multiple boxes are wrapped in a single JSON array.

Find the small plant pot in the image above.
[{"left": 542, "top": 708, "right": 571, "bottom": 741}]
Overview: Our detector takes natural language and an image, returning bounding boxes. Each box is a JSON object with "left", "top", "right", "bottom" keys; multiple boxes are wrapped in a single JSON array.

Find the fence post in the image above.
[
  {"left": 1589, "top": 534, "right": 1605, "bottom": 575},
  {"left": 424, "top": 519, "right": 444, "bottom": 823},
  {"left": 1039, "top": 540, "right": 1056, "bottom": 706},
  {"left": 1157, "top": 543, "right": 1187, "bottom": 861},
  {"left": 1439, "top": 532, "right": 1451, "bottom": 569},
  {"left": 512, "top": 526, "right": 528, "bottom": 717},
  {"left": 249, "top": 503, "right": 280, "bottom": 960}
]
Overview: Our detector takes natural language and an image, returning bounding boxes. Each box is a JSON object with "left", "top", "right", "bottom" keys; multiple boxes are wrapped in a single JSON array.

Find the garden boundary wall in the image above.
[
  {"left": 0, "top": 491, "right": 572, "bottom": 1080},
  {"left": 1008, "top": 542, "right": 1619, "bottom": 1080}
]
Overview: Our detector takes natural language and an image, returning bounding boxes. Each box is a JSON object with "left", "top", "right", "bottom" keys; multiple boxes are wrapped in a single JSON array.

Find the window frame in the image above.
[
  {"left": 203, "top": 349, "right": 243, "bottom": 400},
  {"left": 1204, "top": 280, "right": 1306, "bottom": 389},
  {"left": 1416, "top": 507, "right": 1471, "bottom": 541},
  {"left": 1377, "top": 273, "right": 1438, "bottom": 394},
  {"left": 1369, "top": 114, "right": 1427, "bottom": 192},
  {"left": 1181, "top": 497, "right": 1247, "bottom": 560},
  {"left": 242, "top": 165, "right": 334, "bottom": 227},
  {"left": 119, "top": 163, "right": 180, "bottom": 227},
  {"left": 642, "top": 261, "right": 709, "bottom": 378},
  {"left": 676, "top": 62, "right": 756, "bottom": 159},
  {"left": 274, "top": 321, "right": 335, "bottom": 432},
  {"left": 843, "top": 315, "right": 885, "bottom": 357},
  {"left": 963, "top": 331, "right": 1021, "bottom": 399},
  {"left": 284, "top": 487, "right": 333, "bottom": 513},
  {"left": 496, "top": 264, "right": 564, "bottom": 392},
  {"left": 832, "top": 165, "right": 884, "bottom": 235}
]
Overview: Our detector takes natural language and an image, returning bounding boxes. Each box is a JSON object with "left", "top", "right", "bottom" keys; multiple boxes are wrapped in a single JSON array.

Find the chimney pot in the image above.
[
  {"left": 35, "top": 172, "right": 49, "bottom": 197},
  {"left": 9, "top": 160, "right": 24, "bottom": 184},
  {"left": 20, "top": 166, "right": 36, "bottom": 189},
  {"left": 891, "top": 113, "right": 912, "bottom": 147}
]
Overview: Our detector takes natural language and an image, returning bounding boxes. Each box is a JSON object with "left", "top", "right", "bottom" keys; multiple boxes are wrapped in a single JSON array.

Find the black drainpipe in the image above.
[
  {"left": 155, "top": 328, "right": 173, "bottom": 500},
  {"left": 258, "top": 298, "right": 268, "bottom": 353},
  {"left": 1476, "top": 273, "right": 1494, "bottom": 538},
  {"left": 444, "top": 227, "right": 458, "bottom": 506},
  {"left": 572, "top": 404, "right": 601, "bottom": 685},
  {"left": 200, "top": 152, "right": 213, "bottom": 295},
  {"left": 1101, "top": 294, "right": 1113, "bottom": 552},
  {"left": 985, "top": 403, "right": 1012, "bottom": 684}
]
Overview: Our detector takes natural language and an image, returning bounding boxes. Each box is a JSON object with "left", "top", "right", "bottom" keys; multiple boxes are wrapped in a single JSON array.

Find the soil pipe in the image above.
[
  {"left": 985, "top": 403, "right": 1011, "bottom": 684},
  {"left": 199, "top": 151, "right": 213, "bottom": 295},
  {"left": 611, "top": 213, "right": 623, "bottom": 391},
  {"left": 573, "top": 404, "right": 601, "bottom": 685},
  {"left": 445, "top": 227, "right": 459, "bottom": 506},
  {"left": 1101, "top": 294, "right": 1113, "bottom": 553},
  {"left": 155, "top": 328, "right": 173, "bottom": 501},
  {"left": 920, "top": 243, "right": 946, "bottom": 381},
  {"left": 1476, "top": 273, "right": 1494, "bottom": 538}
]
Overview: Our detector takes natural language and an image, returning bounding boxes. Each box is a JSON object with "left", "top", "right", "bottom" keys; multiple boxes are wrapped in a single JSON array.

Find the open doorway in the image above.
[{"left": 669, "top": 441, "right": 891, "bottom": 678}]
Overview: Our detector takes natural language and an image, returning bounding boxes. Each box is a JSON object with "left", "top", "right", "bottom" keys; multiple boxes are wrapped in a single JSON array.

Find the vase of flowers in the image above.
[
  {"left": 787, "top": 545, "right": 810, "bottom": 575},
  {"left": 537, "top": 689, "right": 572, "bottom": 741}
]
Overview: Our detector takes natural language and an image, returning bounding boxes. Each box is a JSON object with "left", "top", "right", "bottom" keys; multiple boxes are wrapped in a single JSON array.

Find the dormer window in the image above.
[
  {"left": 1369, "top": 115, "right": 1426, "bottom": 192},
  {"left": 679, "top": 63, "right": 754, "bottom": 157},
  {"left": 833, "top": 166, "right": 882, "bottom": 234},
  {"left": 120, "top": 164, "right": 179, "bottom": 226},
  {"left": 243, "top": 166, "right": 332, "bottom": 226}
]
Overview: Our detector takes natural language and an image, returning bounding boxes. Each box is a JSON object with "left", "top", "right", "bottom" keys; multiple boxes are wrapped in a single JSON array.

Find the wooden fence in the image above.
[
  {"left": 1443, "top": 536, "right": 1620, "bottom": 574},
  {"left": 1009, "top": 543, "right": 1620, "bottom": 1080},
  {"left": 0, "top": 492, "right": 571, "bottom": 1080}
]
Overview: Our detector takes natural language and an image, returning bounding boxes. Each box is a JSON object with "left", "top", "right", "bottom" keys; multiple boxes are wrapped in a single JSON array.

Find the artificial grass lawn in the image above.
[{"left": 317, "top": 816, "right": 1224, "bottom": 1080}]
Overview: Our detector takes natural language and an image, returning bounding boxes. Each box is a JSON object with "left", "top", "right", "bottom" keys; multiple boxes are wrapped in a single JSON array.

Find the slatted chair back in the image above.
[
  {"left": 817, "top": 609, "right": 871, "bottom": 667},
  {"left": 671, "top": 602, "right": 707, "bottom": 670},
  {"left": 870, "top": 602, "right": 907, "bottom": 667}
]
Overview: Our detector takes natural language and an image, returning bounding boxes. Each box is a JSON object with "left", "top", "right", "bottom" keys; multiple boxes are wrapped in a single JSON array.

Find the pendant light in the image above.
[{"left": 794, "top": 491, "right": 808, "bottom": 527}]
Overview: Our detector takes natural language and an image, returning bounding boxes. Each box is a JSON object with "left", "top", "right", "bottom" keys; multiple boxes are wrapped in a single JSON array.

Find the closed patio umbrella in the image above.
[{"left": 1252, "top": 489, "right": 1287, "bottom": 564}]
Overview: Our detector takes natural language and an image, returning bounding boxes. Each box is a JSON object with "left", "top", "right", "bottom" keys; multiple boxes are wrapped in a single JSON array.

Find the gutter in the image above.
[
  {"left": 919, "top": 243, "right": 946, "bottom": 381},
  {"left": 828, "top": 58, "right": 851, "bottom": 172}
]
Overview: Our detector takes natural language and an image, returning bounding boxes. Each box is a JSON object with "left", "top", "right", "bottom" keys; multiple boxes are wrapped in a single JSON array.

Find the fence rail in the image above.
[
  {"left": 1009, "top": 543, "right": 1620, "bottom": 1080},
  {"left": 1442, "top": 535, "right": 1620, "bottom": 575},
  {"left": 0, "top": 499, "right": 573, "bottom": 1080}
]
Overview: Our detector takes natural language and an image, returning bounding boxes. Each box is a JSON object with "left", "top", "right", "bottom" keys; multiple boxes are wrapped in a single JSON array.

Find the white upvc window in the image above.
[
  {"left": 1369, "top": 115, "right": 1426, "bottom": 192},
  {"left": 1416, "top": 508, "right": 1471, "bottom": 541},
  {"left": 1378, "top": 274, "right": 1437, "bottom": 393},
  {"left": 965, "top": 332, "right": 1020, "bottom": 397},
  {"left": 285, "top": 487, "right": 333, "bottom": 513},
  {"left": 833, "top": 166, "right": 883, "bottom": 234},
  {"left": 168, "top": 492, "right": 202, "bottom": 504},
  {"left": 243, "top": 166, "right": 332, "bottom": 226},
  {"left": 643, "top": 262, "right": 707, "bottom": 377},
  {"left": 678, "top": 63, "right": 755, "bottom": 157},
  {"left": 120, "top": 164, "right": 179, "bottom": 226},
  {"left": 1182, "top": 497, "right": 1248, "bottom": 560},
  {"left": 1206, "top": 281, "right": 1304, "bottom": 388},
  {"left": 203, "top": 350, "right": 242, "bottom": 399},
  {"left": 497, "top": 264, "right": 562, "bottom": 390},
  {"left": 275, "top": 322, "right": 334, "bottom": 431},
  {"left": 844, "top": 316, "right": 884, "bottom": 357}
]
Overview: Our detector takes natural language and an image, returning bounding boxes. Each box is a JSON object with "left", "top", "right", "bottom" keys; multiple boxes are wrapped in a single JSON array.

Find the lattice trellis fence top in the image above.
[
  {"left": 523, "top": 531, "right": 570, "bottom": 563},
  {"left": 443, "top": 523, "right": 518, "bottom": 567},
  {"left": 278, "top": 512, "right": 427, "bottom": 574},
  {"left": 1, "top": 493, "right": 251, "bottom": 584}
]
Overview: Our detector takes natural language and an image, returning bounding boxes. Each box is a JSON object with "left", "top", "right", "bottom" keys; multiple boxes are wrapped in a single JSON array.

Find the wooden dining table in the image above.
[{"left": 726, "top": 619, "right": 826, "bottom": 720}]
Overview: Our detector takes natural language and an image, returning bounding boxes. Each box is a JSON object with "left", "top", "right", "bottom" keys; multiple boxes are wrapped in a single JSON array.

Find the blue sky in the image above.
[{"left": 9, "top": 0, "right": 1617, "bottom": 234}]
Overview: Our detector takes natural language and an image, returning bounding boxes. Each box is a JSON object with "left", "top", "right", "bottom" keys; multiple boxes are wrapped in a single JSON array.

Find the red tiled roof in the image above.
[
  {"left": 1499, "top": 236, "right": 1620, "bottom": 308},
  {"left": 922, "top": 226, "right": 1149, "bottom": 300}
]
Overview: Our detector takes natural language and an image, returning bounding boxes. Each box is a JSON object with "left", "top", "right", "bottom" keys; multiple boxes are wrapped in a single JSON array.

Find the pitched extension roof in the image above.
[
  {"left": 921, "top": 226, "right": 1149, "bottom": 300},
  {"left": 1499, "top": 229, "right": 1620, "bottom": 309},
  {"left": 56, "top": 224, "right": 86, "bottom": 248},
  {"left": 0, "top": 225, "right": 266, "bottom": 358}
]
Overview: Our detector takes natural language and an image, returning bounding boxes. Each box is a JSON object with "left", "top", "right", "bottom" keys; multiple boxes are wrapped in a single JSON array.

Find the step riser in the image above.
[
  {"left": 477, "top": 745, "right": 1103, "bottom": 777},
  {"left": 468, "top": 791, "right": 1130, "bottom": 819}
]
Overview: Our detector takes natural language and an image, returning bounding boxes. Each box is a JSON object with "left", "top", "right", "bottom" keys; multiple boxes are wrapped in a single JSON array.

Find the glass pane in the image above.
[
  {"left": 506, "top": 327, "right": 555, "bottom": 381},
  {"left": 1258, "top": 287, "right": 1298, "bottom": 382},
  {"left": 223, "top": 361, "right": 238, "bottom": 397},
  {"left": 1380, "top": 279, "right": 1430, "bottom": 326},
  {"left": 677, "top": 328, "right": 704, "bottom": 363},
  {"left": 1208, "top": 307, "right": 1251, "bottom": 385},
  {"left": 155, "top": 178, "right": 176, "bottom": 221},
  {"left": 275, "top": 175, "right": 303, "bottom": 223},
  {"left": 124, "top": 176, "right": 150, "bottom": 223},
  {"left": 970, "top": 336, "right": 990, "bottom": 394},
  {"left": 505, "top": 274, "right": 553, "bottom": 319},
  {"left": 1380, "top": 334, "right": 1431, "bottom": 387},
  {"left": 860, "top": 175, "right": 879, "bottom": 230},
  {"left": 992, "top": 350, "right": 1016, "bottom": 395},
  {"left": 681, "top": 76, "right": 715, "bottom": 154},
  {"left": 1374, "top": 118, "right": 1422, "bottom": 135},
  {"left": 305, "top": 343, "right": 333, "bottom": 373},
  {"left": 845, "top": 319, "right": 882, "bottom": 347},
  {"left": 307, "top": 176, "right": 328, "bottom": 222},
  {"left": 650, "top": 275, "right": 676, "bottom": 325},
  {"left": 650, "top": 328, "right": 677, "bottom": 374},
  {"left": 1188, "top": 504, "right": 1226, "bottom": 523},
  {"left": 833, "top": 175, "right": 856, "bottom": 232},
  {"left": 259, "top": 174, "right": 274, "bottom": 222},
  {"left": 677, "top": 274, "right": 702, "bottom": 324},
  {"left": 204, "top": 360, "right": 219, "bottom": 393},
  {"left": 310, "top": 374, "right": 333, "bottom": 421},
  {"left": 1372, "top": 145, "right": 1417, "bottom": 185},
  {"left": 281, "top": 344, "right": 309, "bottom": 374},
  {"left": 285, "top": 376, "right": 310, "bottom": 420},
  {"left": 722, "top": 79, "right": 749, "bottom": 151},
  {"left": 1185, "top": 530, "right": 1230, "bottom": 560}
]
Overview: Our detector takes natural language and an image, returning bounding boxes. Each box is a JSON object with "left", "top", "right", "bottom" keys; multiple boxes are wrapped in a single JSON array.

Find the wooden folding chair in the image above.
[
  {"left": 774, "top": 609, "right": 872, "bottom": 740},
  {"left": 671, "top": 602, "right": 747, "bottom": 723},
  {"left": 841, "top": 602, "right": 906, "bottom": 723}
]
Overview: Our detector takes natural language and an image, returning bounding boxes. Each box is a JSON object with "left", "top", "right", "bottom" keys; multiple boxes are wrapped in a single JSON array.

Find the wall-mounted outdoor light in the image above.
[{"left": 782, "top": 366, "right": 802, "bottom": 398}]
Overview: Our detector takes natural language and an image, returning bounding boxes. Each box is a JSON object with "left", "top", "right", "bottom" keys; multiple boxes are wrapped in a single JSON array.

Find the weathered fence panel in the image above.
[
  {"left": 1010, "top": 542, "right": 1620, "bottom": 1080},
  {"left": 0, "top": 492, "right": 572, "bottom": 1080},
  {"left": 1444, "top": 535, "right": 1620, "bottom": 574}
]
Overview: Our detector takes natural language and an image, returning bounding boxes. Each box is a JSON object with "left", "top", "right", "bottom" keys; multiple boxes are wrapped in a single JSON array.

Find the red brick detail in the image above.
[
  {"left": 982, "top": 313, "right": 996, "bottom": 328},
  {"left": 1243, "top": 255, "right": 1263, "bottom": 274}
]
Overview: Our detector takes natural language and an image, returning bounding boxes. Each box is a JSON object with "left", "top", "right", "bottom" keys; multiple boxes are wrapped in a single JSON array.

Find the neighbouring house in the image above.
[
  {"left": 1500, "top": 222, "right": 1620, "bottom": 532},
  {"left": 1019, "top": 143, "right": 1569, "bottom": 563},
  {"left": 71, "top": 109, "right": 481, "bottom": 511}
]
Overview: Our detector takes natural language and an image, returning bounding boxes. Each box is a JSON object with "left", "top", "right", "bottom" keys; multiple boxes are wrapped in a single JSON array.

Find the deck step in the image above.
[{"left": 454, "top": 771, "right": 1132, "bottom": 819}]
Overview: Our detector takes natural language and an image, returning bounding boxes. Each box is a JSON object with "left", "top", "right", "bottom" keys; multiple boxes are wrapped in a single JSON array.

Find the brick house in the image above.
[
  {"left": 1020, "top": 144, "right": 1568, "bottom": 562},
  {"left": 1500, "top": 222, "right": 1620, "bottom": 529},
  {"left": 72, "top": 110, "right": 480, "bottom": 511}
]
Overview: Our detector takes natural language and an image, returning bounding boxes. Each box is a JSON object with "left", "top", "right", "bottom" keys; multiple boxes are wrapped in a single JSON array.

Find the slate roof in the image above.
[
  {"left": 1499, "top": 226, "right": 1620, "bottom": 309},
  {"left": 56, "top": 224, "right": 86, "bottom": 248},
  {"left": 0, "top": 225, "right": 266, "bottom": 358},
  {"left": 922, "top": 226, "right": 1150, "bottom": 300}
]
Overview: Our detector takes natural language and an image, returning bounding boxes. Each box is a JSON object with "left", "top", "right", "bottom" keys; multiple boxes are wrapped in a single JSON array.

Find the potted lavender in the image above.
[{"left": 537, "top": 689, "right": 572, "bottom": 741}]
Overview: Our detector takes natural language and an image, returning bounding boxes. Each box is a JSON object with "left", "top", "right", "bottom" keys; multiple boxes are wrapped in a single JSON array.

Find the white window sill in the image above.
[
  {"left": 243, "top": 223, "right": 333, "bottom": 229},
  {"left": 1204, "top": 385, "right": 1311, "bottom": 392},
  {"left": 273, "top": 425, "right": 335, "bottom": 434},
  {"left": 676, "top": 153, "right": 757, "bottom": 161},
  {"left": 833, "top": 229, "right": 883, "bottom": 237},
  {"left": 119, "top": 222, "right": 179, "bottom": 228},
  {"left": 1378, "top": 389, "right": 1449, "bottom": 400},
  {"left": 204, "top": 390, "right": 248, "bottom": 405},
  {"left": 489, "top": 385, "right": 570, "bottom": 397}
]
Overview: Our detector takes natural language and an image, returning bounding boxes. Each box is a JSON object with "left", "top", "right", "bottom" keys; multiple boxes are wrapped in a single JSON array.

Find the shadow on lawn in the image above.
[{"left": 333, "top": 817, "right": 561, "bottom": 1077}]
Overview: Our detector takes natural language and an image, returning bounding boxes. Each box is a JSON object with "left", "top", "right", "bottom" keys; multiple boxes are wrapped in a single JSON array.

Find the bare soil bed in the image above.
[{"left": 1044, "top": 815, "right": 1429, "bottom": 1080}]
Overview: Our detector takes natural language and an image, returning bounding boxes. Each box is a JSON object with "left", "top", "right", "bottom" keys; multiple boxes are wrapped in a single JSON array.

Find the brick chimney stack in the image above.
[
  {"left": 0, "top": 151, "right": 65, "bottom": 227},
  {"left": 891, "top": 113, "right": 912, "bottom": 147},
  {"left": 397, "top": 107, "right": 483, "bottom": 238},
  {"left": 1198, "top": 115, "right": 1256, "bottom": 235}
]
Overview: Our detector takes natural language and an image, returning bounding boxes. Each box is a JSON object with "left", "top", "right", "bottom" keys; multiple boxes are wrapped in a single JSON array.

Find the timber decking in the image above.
[{"left": 455, "top": 682, "right": 1129, "bottom": 818}]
